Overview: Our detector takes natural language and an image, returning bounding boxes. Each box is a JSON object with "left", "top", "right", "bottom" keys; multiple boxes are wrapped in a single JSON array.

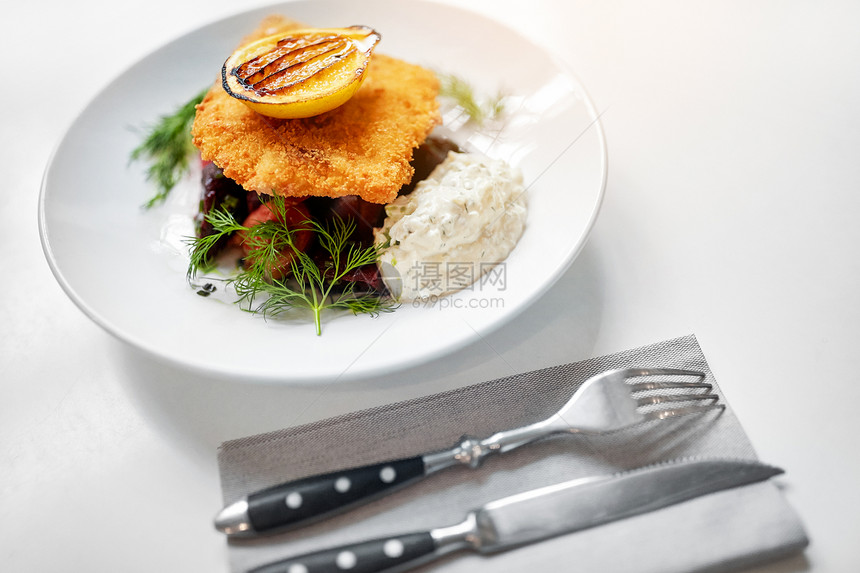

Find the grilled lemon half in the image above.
[{"left": 222, "top": 26, "right": 381, "bottom": 119}]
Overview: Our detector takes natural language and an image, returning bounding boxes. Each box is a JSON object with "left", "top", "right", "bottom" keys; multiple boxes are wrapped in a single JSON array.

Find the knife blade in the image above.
[{"left": 248, "top": 458, "right": 782, "bottom": 573}]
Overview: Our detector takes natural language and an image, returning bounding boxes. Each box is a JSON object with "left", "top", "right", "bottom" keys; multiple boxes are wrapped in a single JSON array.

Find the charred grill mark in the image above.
[
  {"left": 233, "top": 36, "right": 356, "bottom": 96},
  {"left": 233, "top": 38, "right": 310, "bottom": 78},
  {"left": 235, "top": 35, "right": 330, "bottom": 77},
  {"left": 243, "top": 37, "right": 340, "bottom": 84},
  {"left": 252, "top": 42, "right": 355, "bottom": 94}
]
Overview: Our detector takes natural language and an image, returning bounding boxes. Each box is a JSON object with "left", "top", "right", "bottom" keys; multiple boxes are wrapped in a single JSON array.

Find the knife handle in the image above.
[
  {"left": 247, "top": 457, "right": 425, "bottom": 533},
  {"left": 248, "top": 531, "right": 436, "bottom": 573}
]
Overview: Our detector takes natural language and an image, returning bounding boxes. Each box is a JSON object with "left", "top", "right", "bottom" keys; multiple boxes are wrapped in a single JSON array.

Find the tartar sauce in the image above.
[{"left": 375, "top": 151, "right": 527, "bottom": 301}]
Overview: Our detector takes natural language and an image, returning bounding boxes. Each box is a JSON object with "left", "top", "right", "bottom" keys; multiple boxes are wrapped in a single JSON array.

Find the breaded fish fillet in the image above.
[{"left": 191, "top": 15, "right": 440, "bottom": 204}]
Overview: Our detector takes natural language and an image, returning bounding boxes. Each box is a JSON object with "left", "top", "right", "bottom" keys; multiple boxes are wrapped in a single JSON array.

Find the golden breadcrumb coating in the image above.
[{"left": 191, "top": 16, "right": 440, "bottom": 204}]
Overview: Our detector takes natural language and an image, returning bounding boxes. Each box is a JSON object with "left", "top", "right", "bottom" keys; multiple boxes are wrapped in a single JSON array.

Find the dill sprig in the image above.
[
  {"left": 186, "top": 208, "right": 246, "bottom": 276},
  {"left": 438, "top": 73, "right": 506, "bottom": 126},
  {"left": 187, "top": 197, "right": 394, "bottom": 335},
  {"left": 131, "top": 88, "right": 208, "bottom": 208}
]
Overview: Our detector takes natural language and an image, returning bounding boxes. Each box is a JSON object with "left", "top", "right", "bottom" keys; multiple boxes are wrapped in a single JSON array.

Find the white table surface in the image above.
[{"left": 3, "top": 0, "right": 858, "bottom": 571}]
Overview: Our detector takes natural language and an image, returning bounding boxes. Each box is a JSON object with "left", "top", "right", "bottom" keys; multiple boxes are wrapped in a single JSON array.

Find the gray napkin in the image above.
[{"left": 218, "top": 334, "right": 808, "bottom": 572}]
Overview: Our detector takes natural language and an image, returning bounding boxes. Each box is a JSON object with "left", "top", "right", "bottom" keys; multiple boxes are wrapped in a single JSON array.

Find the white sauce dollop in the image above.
[{"left": 374, "top": 151, "right": 527, "bottom": 301}]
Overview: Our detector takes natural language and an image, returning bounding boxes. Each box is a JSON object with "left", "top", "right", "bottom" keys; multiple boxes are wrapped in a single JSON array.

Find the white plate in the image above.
[{"left": 38, "top": 0, "right": 606, "bottom": 383}]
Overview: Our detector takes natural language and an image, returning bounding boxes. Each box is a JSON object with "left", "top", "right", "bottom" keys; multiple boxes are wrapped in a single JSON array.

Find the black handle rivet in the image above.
[
  {"left": 336, "top": 550, "right": 357, "bottom": 569},
  {"left": 383, "top": 539, "right": 405, "bottom": 558},
  {"left": 285, "top": 492, "right": 302, "bottom": 509},
  {"left": 334, "top": 477, "right": 352, "bottom": 493},
  {"left": 379, "top": 466, "right": 397, "bottom": 483}
]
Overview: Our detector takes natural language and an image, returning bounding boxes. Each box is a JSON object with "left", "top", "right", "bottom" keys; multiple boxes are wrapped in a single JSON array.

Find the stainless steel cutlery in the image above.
[{"left": 216, "top": 367, "right": 723, "bottom": 536}]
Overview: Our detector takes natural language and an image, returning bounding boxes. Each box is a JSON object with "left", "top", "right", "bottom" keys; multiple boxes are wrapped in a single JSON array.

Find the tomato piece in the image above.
[{"left": 238, "top": 200, "right": 313, "bottom": 280}]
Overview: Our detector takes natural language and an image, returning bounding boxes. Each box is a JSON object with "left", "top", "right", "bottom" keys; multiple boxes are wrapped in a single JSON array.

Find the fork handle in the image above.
[
  {"left": 216, "top": 457, "right": 426, "bottom": 536},
  {"left": 216, "top": 429, "right": 552, "bottom": 537}
]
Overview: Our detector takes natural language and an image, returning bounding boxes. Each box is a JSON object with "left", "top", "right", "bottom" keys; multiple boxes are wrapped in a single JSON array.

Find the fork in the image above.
[{"left": 215, "top": 367, "right": 723, "bottom": 536}]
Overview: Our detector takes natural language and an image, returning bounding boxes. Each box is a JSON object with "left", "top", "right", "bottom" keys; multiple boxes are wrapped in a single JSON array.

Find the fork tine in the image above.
[
  {"left": 629, "top": 381, "right": 712, "bottom": 392},
  {"left": 623, "top": 368, "right": 705, "bottom": 379},
  {"left": 642, "top": 403, "right": 726, "bottom": 421},
  {"left": 637, "top": 393, "right": 720, "bottom": 407}
]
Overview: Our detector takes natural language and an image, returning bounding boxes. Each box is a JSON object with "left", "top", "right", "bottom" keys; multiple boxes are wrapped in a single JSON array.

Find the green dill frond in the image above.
[
  {"left": 328, "top": 290, "right": 398, "bottom": 318},
  {"left": 131, "top": 88, "right": 208, "bottom": 208},
  {"left": 438, "top": 73, "right": 506, "bottom": 126},
  {"left": 345, "top": 240, "right": 385, "bottom": 270},
  {"left": 185, "top": 203, "right": 392, "bottom": 335},
  {"left": 186, "top": 209, "right": 244, "bottom": 279}
]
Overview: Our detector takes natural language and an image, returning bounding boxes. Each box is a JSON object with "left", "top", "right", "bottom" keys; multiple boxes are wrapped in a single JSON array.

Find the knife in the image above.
[{"left": 246, "top": 458, "right": 781, "bottom": 573}]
